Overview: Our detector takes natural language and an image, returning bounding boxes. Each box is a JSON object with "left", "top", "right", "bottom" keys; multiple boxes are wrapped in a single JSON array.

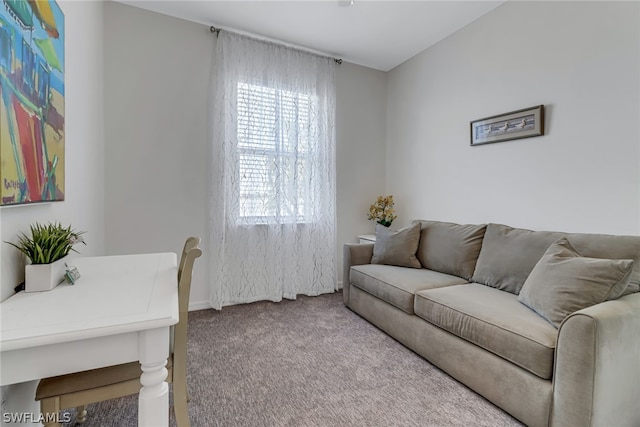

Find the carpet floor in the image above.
[{"left": 62, "top": 292, "right": 523, "bottom": 426}]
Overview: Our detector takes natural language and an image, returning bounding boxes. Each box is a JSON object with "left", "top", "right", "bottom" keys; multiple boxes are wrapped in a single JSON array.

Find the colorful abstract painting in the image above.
[{"left": 0, "top": 0, "right": 64, "bottom": 206}]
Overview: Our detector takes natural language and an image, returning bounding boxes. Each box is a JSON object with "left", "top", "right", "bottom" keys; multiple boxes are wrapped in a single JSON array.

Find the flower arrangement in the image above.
[
  {"left": 6, "top": 222, "right": 86, "bottom": 264},
  {"left": 367, "top": 195, "right": 397, "bottom": 228}
]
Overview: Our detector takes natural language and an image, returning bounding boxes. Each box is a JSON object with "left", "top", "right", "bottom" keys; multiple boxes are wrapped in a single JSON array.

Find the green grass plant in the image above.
[{"left": 5, "top": 222, "right": 85, "bottom": 264}]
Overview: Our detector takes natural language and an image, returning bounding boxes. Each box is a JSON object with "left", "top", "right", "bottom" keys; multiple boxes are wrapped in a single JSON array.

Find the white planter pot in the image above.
[{"left": 25, "top": 256, "right": 68, "bottom": 292}]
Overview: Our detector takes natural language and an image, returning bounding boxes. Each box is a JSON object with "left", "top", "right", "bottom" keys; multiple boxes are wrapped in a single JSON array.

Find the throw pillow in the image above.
[
  {"left": 371, "top": 223, "right": 422, "bottom": 269},
  {"left": 517, "top": 237, "right": 634, "bottom": 328},
  {"left": 566, "top": 232, "right": 640, "bottom": 297}
]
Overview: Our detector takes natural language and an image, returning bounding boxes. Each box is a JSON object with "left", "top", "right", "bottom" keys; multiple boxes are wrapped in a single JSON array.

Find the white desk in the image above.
[{"left": 0, "top": 253, "right": 179, "bottom": 427}]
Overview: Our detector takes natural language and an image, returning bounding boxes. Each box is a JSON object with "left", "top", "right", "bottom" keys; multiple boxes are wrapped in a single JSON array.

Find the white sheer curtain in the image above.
[{"left": 208, "top": 32, "right": 337, "bottom": 310}]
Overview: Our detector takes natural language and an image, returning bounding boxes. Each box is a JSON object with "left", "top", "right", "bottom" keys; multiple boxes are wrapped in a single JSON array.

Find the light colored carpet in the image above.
[{"left": 62, "top": 292, "right": 522, "bottom": 426}]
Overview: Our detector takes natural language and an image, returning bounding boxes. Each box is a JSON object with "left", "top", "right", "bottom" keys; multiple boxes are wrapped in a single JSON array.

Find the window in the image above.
[
  {"left": 209, "top": 31, "right": 337, "bottom": 307},
  {"left": 236, "top": 82, "right": 317, "bottom": 224}
]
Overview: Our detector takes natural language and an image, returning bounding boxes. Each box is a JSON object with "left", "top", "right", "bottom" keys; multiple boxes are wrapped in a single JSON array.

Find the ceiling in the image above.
[{"left": 115, "top": 1, "right": 506, "bottom": 72}]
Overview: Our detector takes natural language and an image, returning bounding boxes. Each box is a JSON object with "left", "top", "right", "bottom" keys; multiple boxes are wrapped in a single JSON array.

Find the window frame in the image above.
[{"left": 236, "top": 81, "right": 317, "bottom": 225}]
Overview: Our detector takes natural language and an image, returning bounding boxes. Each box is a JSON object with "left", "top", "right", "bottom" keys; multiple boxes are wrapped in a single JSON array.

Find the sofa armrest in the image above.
[
  {"left": 551, "top": 292, "right": 640, "bottom": 427},
  {"left": 342, "top": 243, "right": 374, "bottom": 306}
]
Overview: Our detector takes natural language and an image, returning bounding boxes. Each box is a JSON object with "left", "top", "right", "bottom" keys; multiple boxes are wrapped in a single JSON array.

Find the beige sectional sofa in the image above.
[{"left": 343, "top": 221, "right": 640, "bottom": 427}]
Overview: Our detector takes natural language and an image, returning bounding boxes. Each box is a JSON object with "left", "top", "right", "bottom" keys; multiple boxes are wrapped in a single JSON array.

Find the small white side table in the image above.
[{"left": 357, "top": 234, "right": 376, "bottom": 244}]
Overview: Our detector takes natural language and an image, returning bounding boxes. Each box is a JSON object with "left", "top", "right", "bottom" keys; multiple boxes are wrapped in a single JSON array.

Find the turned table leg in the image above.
[{"left": 138, "top": 327, "right": 170, "bottom": 427}]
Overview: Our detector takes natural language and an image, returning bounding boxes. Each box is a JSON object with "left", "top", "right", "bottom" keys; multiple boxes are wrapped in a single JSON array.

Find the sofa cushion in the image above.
[
  {"left": 472, "top": 223, "right": 565, "bottom": 294},
  {"left": 567, "top": 232, "right": 640, "bottom": 296},
  {"left": 350, "top": 264, "right": 467, "bottom": 314},
  {"left": 371, "top": 223, "right": 422, "bottom": 269},
  {"left": 413, "top": 220, "right": 487, "bottom": 281},
  {"left": 518, "top": 237, "right": 634, "bottom": 328},
  {"left": 414, "top": 283, "right": 557, "bottom": 379}
]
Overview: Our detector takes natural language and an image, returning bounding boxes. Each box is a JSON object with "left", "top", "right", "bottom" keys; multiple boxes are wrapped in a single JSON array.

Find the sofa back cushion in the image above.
[
  {"left": 413, "top": 220, "right": 487, "bottom": 280},
  {"left": 472, "top": 224, "right": 565, "bottom": 294},
  {"left": 567, "top": 232, "right": 640, "bottom": 296}
]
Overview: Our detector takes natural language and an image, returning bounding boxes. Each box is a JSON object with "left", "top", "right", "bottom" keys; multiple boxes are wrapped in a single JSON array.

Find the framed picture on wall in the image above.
[
  {"left": 0, "top": 0, "right": 65, "bottom": 206},
  {"left": 470, "top": 105, "right": 544, "bottom": 146}
]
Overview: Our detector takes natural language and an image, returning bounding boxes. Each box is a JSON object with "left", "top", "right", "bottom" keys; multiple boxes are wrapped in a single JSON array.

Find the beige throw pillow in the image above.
[
  {"left": 517, "top": 237, "right": 634, "bottom": 328},
  {"left": 371, "top": 223, "right": 422, "bottom": 269}
]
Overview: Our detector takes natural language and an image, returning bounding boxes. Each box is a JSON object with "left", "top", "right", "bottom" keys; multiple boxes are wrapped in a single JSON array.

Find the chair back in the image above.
[
  {"left": 178, "top": 237, "right": 201, "bottom": 282},
  {"left": 172, "top": 239, "right": 202, "bottom": 385}
]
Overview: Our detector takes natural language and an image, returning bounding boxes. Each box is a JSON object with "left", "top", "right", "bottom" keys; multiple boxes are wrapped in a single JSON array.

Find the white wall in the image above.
[
  {"left": 336, "top": 62, "right": 387, "bottom": 285},
  {"left": 104, "top": 2, "right": 211, "bottom": 308},
  {"left": 386, "top": 1, "right": 640, "bottom": 235},
  {"left": 0, "top": 1, "right": 105, "bottom": 302},
  {"left": 0, "top": 1, "right": 104, "bottom": 421},
  {"left": 103, "top": 2, "right": 387, "bottom": 304}
]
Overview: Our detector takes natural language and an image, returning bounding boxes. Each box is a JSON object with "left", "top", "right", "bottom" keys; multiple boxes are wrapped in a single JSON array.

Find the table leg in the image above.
[{"left": 138, "top": 327, "right": 170, "bottom": 427}]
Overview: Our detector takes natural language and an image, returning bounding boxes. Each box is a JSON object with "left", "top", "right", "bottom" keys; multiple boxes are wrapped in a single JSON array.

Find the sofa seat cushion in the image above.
[
  {"left": 350, "top": 265, "right": 468, "bottom": 314},
  {"left": 414, "top": 283, "right": 557, "bottom": 379}
]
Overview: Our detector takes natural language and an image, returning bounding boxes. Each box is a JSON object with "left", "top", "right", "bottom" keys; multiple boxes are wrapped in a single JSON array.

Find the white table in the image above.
[{"left": 0, "top": 253, "right": 179, "bottom": 427}]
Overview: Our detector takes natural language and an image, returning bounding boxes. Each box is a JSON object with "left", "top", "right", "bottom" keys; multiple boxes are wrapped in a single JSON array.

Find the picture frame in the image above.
[
  {"left": 0, "top": 0, "right": 66, "bottom": 206},
  {"left": 470, "top": 105, "right": 544, "bottom": 146}
]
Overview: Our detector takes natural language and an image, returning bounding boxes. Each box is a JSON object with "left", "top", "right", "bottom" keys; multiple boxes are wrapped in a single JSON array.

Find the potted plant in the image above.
[
  {"left": 6, "top": 222, "right": 86, "bottom": 292},
  {"left": 367, "top": 195, "right": 398, "bottom": 228}
]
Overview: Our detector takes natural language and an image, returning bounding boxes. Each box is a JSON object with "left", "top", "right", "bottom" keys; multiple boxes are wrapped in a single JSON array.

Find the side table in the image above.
[{"left": 357, "top": 234, "right": 376, "bottom": 244}]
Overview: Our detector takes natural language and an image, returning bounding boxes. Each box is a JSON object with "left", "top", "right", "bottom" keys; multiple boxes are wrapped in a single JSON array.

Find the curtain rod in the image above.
[{"left": 209, "top": 26, "right": 342, "bottom": 65}]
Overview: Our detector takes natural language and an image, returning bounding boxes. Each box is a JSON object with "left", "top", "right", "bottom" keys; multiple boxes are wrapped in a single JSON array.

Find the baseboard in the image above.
[
  {"left": 188, "top": 300, "right": 212, "bottom": 311},
  {"left": 189, "top": 285, "right": 343, "bottom": 311}
]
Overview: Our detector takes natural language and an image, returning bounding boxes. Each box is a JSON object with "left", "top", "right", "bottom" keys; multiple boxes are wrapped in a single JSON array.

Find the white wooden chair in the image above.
[{"left": 35, "top": 237, "right": 202, "bottom": 427}]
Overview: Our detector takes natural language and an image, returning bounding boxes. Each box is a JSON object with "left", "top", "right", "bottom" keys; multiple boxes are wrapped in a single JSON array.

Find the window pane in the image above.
[{"left": 237, "top": 82, "right": 315, "bottom": 224}]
